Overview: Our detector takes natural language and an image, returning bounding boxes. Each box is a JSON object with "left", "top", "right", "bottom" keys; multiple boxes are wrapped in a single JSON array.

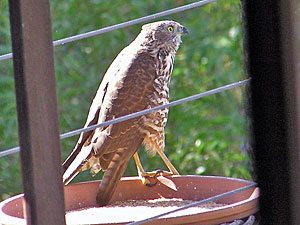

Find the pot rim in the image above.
[{"left": 0, "top": 175, "right": 258, "bottom": 225}]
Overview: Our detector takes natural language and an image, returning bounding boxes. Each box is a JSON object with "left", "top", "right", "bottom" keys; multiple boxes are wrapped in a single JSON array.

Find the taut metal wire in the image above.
[
  {"left": 128, "top": 183, "right": 257, "bottom": 225},
  {"left": 0, "top": 0, "right": 217, "bottom": 61},
  {"left": 0, "top": 78, "right": 250, "bottom": 158}
]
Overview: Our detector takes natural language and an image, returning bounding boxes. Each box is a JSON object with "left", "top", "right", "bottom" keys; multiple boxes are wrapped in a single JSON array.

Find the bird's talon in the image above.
[
  {"left": 139, "top": 169, "right": 175, "bottom": 187},
  {"left": 141, "top": 177, "right": 151, "bottom": 185},
  {"left": 146, "top": 180, "right": 158, "bottom": 187},
  {"left": 154, "top": 169, "right": 164, "bottom": 178},
  {"left": 144, "top": 170, "right": 165, "bottom": 187}
]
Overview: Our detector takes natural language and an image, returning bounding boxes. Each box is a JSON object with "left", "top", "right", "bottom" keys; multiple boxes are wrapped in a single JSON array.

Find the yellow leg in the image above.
[
  {"left": 133, "top": 151, "right": 179, "bottom": 185},
  {"left": 133, "top": 152, "right": 150, "bottom": 185},
  {"left": 156, "top": 149, "right": 179, "bottom": 175}
]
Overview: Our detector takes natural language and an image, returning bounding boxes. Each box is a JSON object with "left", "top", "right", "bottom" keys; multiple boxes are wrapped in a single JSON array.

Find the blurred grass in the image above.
[{"left": 0, "top": 0, "right": 254, "bottom": 200}]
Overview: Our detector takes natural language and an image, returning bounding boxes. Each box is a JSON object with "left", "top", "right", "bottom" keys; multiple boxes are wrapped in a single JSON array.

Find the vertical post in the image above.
[
  {"left": 8, "top": 1, "right": 66, "bottom": 224},
  {"left": 242, "top": 0, "right": 300, "bottom": 224}
]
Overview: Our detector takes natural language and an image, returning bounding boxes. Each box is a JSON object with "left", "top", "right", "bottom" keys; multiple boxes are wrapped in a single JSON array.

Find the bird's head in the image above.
[{"left": 139, "top": 20, "right": 189, "bottom": 52}]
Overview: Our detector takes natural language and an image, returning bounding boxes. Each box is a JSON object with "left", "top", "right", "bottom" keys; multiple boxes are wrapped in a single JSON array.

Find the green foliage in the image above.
[{"left": 0, "top": 0, "right": 252, "bottom": 200}]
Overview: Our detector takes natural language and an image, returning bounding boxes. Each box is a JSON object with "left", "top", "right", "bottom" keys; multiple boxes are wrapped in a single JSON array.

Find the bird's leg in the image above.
[
  {"left": 133, "top": 152, "right": 150, "bottom": 185},
  {"left": 156, "top": 149, "right": 179, "bottom": 175},
  {"left": 133, "top": 150, "right": 179, "bottom": 186}
]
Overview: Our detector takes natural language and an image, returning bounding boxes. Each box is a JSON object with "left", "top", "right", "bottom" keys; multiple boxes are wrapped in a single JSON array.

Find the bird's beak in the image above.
[{"left": 181, "top": 26, "right": 189, "bottom": 35}]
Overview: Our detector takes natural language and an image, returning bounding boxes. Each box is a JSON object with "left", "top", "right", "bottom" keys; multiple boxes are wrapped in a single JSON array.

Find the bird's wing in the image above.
[
  {"left": 62, "top": 47, "right": 157, "bottom": 184},
  {"left": 62, "top": 45, "right": 131, "bottom": 176}
]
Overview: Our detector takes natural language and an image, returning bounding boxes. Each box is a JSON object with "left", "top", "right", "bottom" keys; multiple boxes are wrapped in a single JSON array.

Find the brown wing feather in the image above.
[{"left": 62, "top": 48, "right": 157, "bottom": 186}]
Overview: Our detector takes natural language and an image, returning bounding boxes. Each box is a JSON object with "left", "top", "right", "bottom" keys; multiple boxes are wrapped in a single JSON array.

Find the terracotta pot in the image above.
[{"left": 0, "top": 175, "right": 258, "bottom": 225}]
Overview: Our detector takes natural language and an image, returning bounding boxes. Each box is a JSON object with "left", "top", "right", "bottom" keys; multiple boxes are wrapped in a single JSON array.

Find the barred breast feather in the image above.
[{"left": 140, "top": 49, "right": 175, "bottom": 154}]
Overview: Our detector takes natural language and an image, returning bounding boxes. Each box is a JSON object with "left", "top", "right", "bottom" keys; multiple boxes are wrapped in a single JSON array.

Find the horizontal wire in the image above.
[
  {"left": 0, "top": 53, "right": 12, "bottom": 61},
  {"left": 0, "top": 78, "right": 250, "bottom": 158},
  {"left": 0, "top": 0, "right": 218, "bottom": 62},
  {"left": 128, "top": 183, "right": 258, "bottom": 225},
  {"left": 0, "top": 147, "right": 20, "bottom": 157},
  {"left": 60, "top": 79, "right": 250, "bottom": 139}
]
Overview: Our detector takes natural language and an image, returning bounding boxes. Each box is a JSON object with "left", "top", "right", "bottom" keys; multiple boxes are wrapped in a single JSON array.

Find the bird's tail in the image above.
[
  {"left": 96, "top": 134, "right": 144, "bottom": 206},
  {"left": 96, "top": 150, "right": 129, "bottom": 206}
]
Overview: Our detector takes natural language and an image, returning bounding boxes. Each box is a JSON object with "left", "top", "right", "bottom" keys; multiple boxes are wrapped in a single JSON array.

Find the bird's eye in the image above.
[{"left": 167, "top": 26, "right": 174, "bottom": 33}]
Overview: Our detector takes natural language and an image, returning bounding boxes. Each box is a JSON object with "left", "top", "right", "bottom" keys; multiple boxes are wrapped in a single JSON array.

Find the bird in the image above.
[{"left": 62, "top": 20, "right": 188, "bottom": 206}]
